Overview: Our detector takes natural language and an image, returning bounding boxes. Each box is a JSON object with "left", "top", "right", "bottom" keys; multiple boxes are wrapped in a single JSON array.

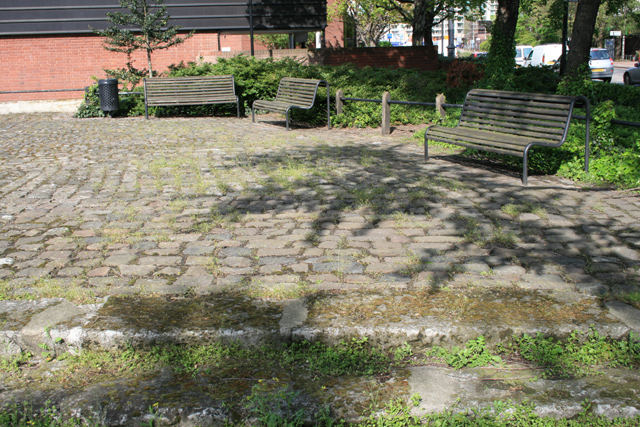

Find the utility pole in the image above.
[
  {"left": 447, "top": 9, "right": 456, "bottom": 57},
  {"left": 249, "top": 0, "right": 254, "bottom": 56}
]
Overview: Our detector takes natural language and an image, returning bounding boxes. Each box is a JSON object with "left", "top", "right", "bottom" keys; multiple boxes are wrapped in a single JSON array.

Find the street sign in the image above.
[{"left": 610, "top": 31, "right": 622, "bottom": 36}]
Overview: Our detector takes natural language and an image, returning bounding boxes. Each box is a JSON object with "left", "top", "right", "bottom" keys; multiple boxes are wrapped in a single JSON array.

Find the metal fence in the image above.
[{"left": 335, "top": 90, "right": 640, "bottom": 135}]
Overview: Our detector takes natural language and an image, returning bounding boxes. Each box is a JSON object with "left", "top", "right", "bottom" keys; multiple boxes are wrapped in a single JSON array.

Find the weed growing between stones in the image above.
[
  {"left": 1, "top": 334, "right": 640, "bottom": 426},
  {"left": 501, "top": 202, "right": 548, "bottom": 219},
  {"left": 426, "top": 335, "right": 503, "bottom": 369},
  {"left": 240, "top": 281, "right": 311, "bottom": 300},
  {"left": 617, "top": 291, "right": 640, "bottom": 310},
  {"left": 0, "top": 277, "right": 97, "bottom": 304},
  {"left": 2, "top": 398, "right": 640, "bottom": 427},
  {"left": 504, "top": 328, "right": 640, "bottom": 378},
  {"left": 488, "top": 227, "right": 519, "bottom": 248}
]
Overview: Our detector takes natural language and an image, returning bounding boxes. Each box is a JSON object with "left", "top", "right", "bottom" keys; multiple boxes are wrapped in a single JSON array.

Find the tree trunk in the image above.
[
  {"left": 147, "top": 49, "right": 153, "bottom": 77},
  {"left": 424, "top": 10, "right": 436, "bottom": 48},
  {"left": 485, "top": 0, "right": 520, "bottom": 88},
  {"left": 412, "top": 0, "right": 427, "bottom": 45},
  {"left": 490, "top": 0, "right": 519, "bottom": 64},
  {"left": 565, "top": 0, "right": 602, "bottom": 77}
]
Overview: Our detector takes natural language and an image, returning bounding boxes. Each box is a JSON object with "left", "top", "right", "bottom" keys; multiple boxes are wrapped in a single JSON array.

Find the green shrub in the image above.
[
  {"left": 73, "top": 83, "right": 145, "bottom": 118},
  {"left": 73, "top": 84, "right": 104, "bottom": 118}
]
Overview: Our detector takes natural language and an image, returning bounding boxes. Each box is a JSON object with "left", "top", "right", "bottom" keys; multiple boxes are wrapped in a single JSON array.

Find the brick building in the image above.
[{"left": 0, "top": 0, "right": 343, "bottom": 103}]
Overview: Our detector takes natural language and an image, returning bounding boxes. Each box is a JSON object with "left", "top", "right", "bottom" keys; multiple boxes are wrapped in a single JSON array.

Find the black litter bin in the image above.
[{"left": 98, "top": 79, "right": 119, "bottom": 113}]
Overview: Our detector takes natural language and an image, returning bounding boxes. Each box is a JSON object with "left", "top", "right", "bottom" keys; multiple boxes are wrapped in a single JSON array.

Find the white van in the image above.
[
  {"left": 525, "top": 44, "right": 565, "bottom": 68},
  {"left": 515, "top": 45, "right": 533, "bottom": 67}
]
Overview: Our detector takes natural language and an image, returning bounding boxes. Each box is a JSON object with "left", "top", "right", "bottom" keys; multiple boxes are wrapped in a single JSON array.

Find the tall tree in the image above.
[
  {"left": 380, "top": 0, "right": 484, "bottom": 47},
  {"left": 330, "top": 0, "right": 404, "bottom": 46},
  {"left": 565, "top": 0, "right": 602, "bottom": 77},
  {"left": 93, "top": 0, "right": 194, "bottom": 77},
  {"left": 516, "top": 0, "right": 564, "bottom": 45},
  {"left": 484, "top": 0, "right": 520, "bottom": 88}
]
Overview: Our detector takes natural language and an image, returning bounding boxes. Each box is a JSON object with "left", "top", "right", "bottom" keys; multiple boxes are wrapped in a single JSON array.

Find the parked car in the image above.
[
  {"left": 589, "top": 48, "right": 613, "bottom": 82},
  {"left": 623, "top": 62, "right": 640, "bottom": 85},
  {"left": 525, "top": 43, "right": 564, "bottom": 68},
  {"left": 471, "top": 51, "right": 488, "bottom": 58},
  {"left": 515, "top": 45, "right": 533, "bottom": 67}
]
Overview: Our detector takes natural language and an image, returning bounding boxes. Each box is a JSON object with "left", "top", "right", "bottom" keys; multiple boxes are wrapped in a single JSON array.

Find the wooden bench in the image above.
[
  {"left": 424, "top": 89, "right": 590, "bottom": 185},
  {"left": 252, "top": 77, "right": 331, "bottom": 130},
  {"left": 143, "top": 75, "right": 239, "bottom": 119}
]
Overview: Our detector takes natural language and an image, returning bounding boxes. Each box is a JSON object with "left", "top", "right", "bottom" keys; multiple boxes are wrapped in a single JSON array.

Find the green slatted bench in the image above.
[
  {"left": 424, "top": 89, "right": 590, "bottom": 185},
  {"left": 143, "top": 75, "right": 239, "bottom": 119},
  {"left": 252, "top": 77, "right": 331, "bottom": 130}
]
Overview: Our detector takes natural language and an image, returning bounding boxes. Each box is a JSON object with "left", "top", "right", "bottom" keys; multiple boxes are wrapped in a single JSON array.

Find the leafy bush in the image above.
[
  {"left": 446, "top": 60, "right": 484, "bottom": 87},
  {"left": 73, "top": 83, "right": 145, "bottom": 118},
  {"left": 73, "top": 84, "right": 104, "bottom": 118}
]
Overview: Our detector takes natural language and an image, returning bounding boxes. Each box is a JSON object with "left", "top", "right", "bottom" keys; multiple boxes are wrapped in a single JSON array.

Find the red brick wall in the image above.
[
  {"left": 0, "top": 31, "right": 225, "bottom": 102},
  {"left": 311, "top": 46, "right": 439, "bottom": 71},
  {"left": 0, "top": 17, "right": 389, "bottom": 104}
]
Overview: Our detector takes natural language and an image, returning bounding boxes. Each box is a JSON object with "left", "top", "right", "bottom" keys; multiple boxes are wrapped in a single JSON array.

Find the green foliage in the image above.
[
  {"left": 0, "top": 403, "right": 86, "bottom": 427},
  {"left": 363, "top": 398, "right": 640, "bottom": 427},
  {"left": 92, "top": 0, "right": 194, "bottom": 77},
  {"left": 427, "top": 335, "right": 502, "bottom": 369},
  {"left": 555, "top": 73, "right": 640, "bottom": 187},
  {"left": 362, "top": 398, "right": 421, "bottom": 427},
  {"left": 507, "top": 328, "right": 640, "bottom": 378},
  {"left": 74, "top": 85, "right": 105, "bottom": 119},
  {"left": 0, "top": 351, "right": 33, "bottom": 374},
  {"left": 3, "top": 333, "right": 640, "bottom": 427},
  {"left": 3, "top": 399, "right": 640, "bottom": 427},
  {"left": 512, "top": 66, "right": 560, "bottom": 93},
  {"left": 104, "top": 63, "right": 147, "bottom": 92},
  {"left": 256, "top": 34, "right": 290, "bottom": 50},
  {"left": 423, "top": 329, "right": 640, "bottom": 378},
  {"left": 244, "top": 380, "right": 305, "bottom": 427},
  {"left": 282, "top": 337, "right": 391, "bottom": 376},
  {"left": 73, "top": 84, "right": 145, "bottom": 119}
]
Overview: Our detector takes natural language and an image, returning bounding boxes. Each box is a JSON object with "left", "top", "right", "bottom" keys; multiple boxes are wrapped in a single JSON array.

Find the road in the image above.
[{"left": 612, "top": 60, "right": 636, "bottom": 84}]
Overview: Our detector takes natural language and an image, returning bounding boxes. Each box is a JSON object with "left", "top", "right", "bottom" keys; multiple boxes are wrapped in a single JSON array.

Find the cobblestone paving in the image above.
[{"left": 0, "top": 113, "right": 639, "bottom": 302}]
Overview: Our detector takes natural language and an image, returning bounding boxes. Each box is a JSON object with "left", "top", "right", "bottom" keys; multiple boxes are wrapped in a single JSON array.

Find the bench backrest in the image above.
[
  {"left": 274, "top": 78, "right": 323, "bottom": 109},
  {"left": 144, "top": 75, "right": 237, "bottom": 106},
  {"left": 459, "top": 89, "right": 578, "bottom": 145}
]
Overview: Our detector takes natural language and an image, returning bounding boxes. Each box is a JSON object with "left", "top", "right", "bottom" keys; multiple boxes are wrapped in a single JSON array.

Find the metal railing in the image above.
[
  {"left": 336, "top": 90, "right": 640, "bottom": 135},
  {"left": 0, "top": 88, "right": 85, "bottom": 94}
]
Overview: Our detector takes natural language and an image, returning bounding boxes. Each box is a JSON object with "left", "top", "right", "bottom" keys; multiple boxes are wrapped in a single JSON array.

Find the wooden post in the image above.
[
  {"left": 436, "top": 93, "right": 446, "bottom": 120},
  {"left": 382, "top": 91, "right": 391, "bottom": 135},
  {"left": 336, "top": 89, "right": 343, "bottom": 115}
]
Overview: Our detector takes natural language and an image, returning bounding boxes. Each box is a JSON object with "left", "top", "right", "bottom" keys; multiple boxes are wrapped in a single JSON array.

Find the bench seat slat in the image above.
[
  {"left": 462, "top": 114, "right": 569, "bottom": 131},
  {"left": 464, "top": 102, "right": 572, "bottom": 120},
  {"left": 466, "top": 90, "right": 575, "bottom": 103},
  {"left": 429, "top": 127, "right": 557, "bottom": 152},
  {"left": 466, "top": 96, "right": 574, "bottom": 111},
  {"left": 459, "top": 122, "right": 565, "bottom": 141}
]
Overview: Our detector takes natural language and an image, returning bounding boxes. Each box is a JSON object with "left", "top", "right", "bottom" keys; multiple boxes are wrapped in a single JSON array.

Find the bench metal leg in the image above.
[
  {"left": 522, "top": 147, "right": 530, "bottom": 186},
  {"left": 252, "top": 107, "right": 255, "bottom": 123},
  {"left": 326, "top": 82, "right": 331, "bottom": 129},
  {"left": 424, "top": 134, "right": 429, "bottom": 162},
  {"left": 285, "top": 110, "right": 290, "bottom": 131},
  {"left": 236, "top": 96, "right": 240, "bottom": 118}
]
